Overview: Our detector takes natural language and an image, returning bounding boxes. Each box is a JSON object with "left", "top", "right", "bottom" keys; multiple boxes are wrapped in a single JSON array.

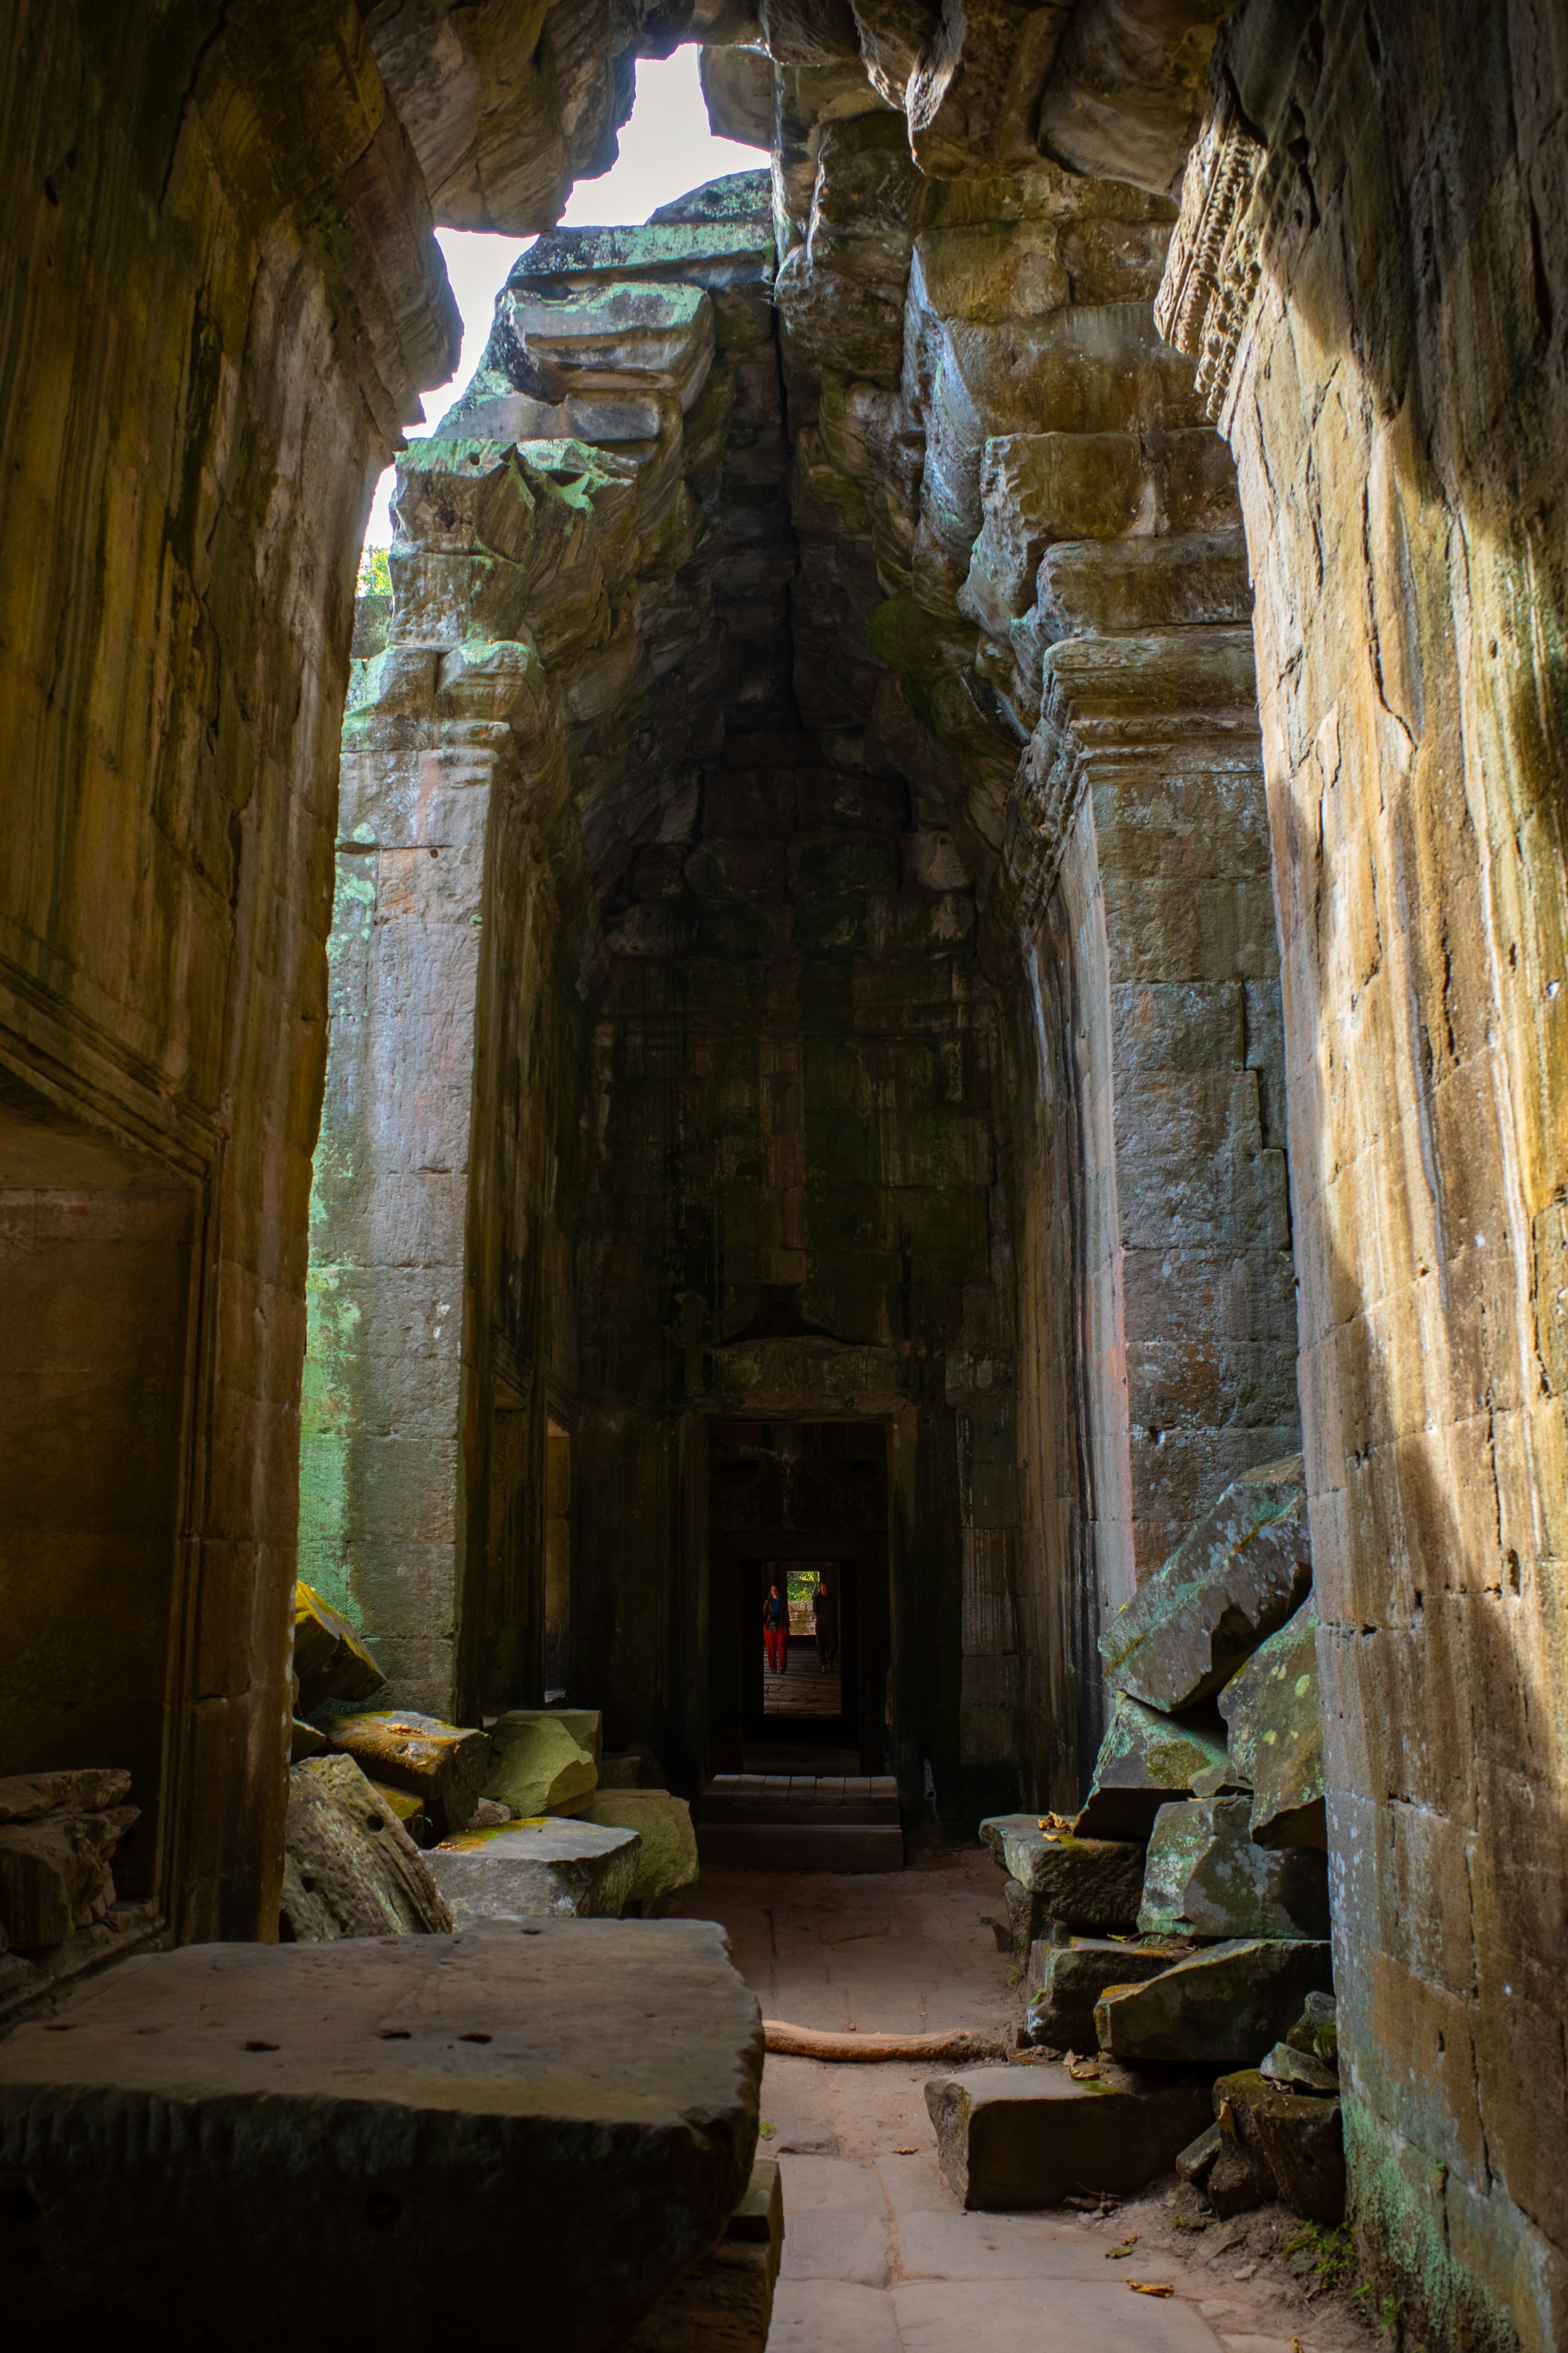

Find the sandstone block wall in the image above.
[{"left": 1161, "top": 8, "right": 1568, "bottom": 2346}]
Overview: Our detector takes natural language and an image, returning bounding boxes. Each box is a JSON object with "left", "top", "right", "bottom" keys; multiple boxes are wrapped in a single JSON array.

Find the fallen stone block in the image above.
[
  {"left": 1025, "top": 1938, "right": 1190, "bottom": 2050},
  {"left": 1260, "top": 2040, "right": 1338, "bottom": 2095},
  {"left": 1093, "top": 1938, "right": 1332, "bottom": 2065},
  {"left": 0, "top": 1770, "right": 131, "bottom": 1823},
  {"left": 1099, "top": 1456, "right": 1312, "bottom": 1711},
  {"left": 1074, "top": 1691, "right": 1234, "bottom": 1841},
  {"left": 483, "top": 1711, "right": 598, "bottom": 1820},
  {"left": 925, "top": 2060, "right": 1214, "bottom": 2209},
  {"left": 0, "top": 1919, "right": 763, "bottom": 2348},
  {"left": 1175, "top": 2121, "right": 1221, "bottom": 2183},
  {"left": 1285, "top": 1989, "right": 1336, "bottom": 2056},
  {"left": 622, "top": 2153, "right": 782, "bottom": 2351},
  {"left": 582, "top": 1791, "right": 699, "bottom": 1909},
  {"left": 1214, "top": 2069, "right": 1346, "bottom": 2224},
  {"left": 428, "top": 1817, "right": 640, "bottom": 1923},
  {"left": 325, "top": 1711, "right": 489, "bottom": 1839},
  {"left": 1218, "top": 1598, "right": 1325, "bottom": 1848},
  {"left": 1207, "top": 2128, "right": 1271, "bottom": 2217},
  {"left": 0, "top": 1805, "right": 139, "bottom": 1949},
  {"left": 1138, "top": 1798, "right": 1330, "bottom": 1940},
  {"left": 292, "top": 1581, "right": 385, "bottom": 1713},
  {"left": 279, "top": 1757, "right": 452, "bottom": 1941},
  {"left": 980, "top": 1816, "right": 1146, "bottom": 1931},
  {"left": 290, "top": 1717, "right": 331, "bottom": 1762}
]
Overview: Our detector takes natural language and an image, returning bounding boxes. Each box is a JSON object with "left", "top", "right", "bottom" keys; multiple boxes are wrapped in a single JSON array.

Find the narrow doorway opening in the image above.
[
  {"left": 543, "top": 1416, "right": 571, "bottom": 1702},
  {"left": 706, "top": 1419, "right": 889, "bottom": 1778}
]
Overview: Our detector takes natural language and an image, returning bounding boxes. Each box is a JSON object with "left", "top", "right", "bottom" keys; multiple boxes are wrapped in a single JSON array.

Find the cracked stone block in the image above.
[
  {"left": 1261, "top": 2039, "right": 1339, "bottom": 2094},
  {"left": 980, "top": 1816, "right": 1146, "bottom": 1931},
  {"left": 1025, "top": 1937, "right": 1191, "bottom": 2049},
  {"left": 1099, "top": 1456, "right": 1312, "bottom": 1710},
  {"left": 1214, "top": 2069, "right": 1346, "bottom": 2224},
  {"left": 0, "top": 1920, "right": 762, "bottom": 2347},
  {"left": 0, "top": 1804, "right": 139, "bottom": 1949},
  {"left": 1218, "top": 1597, "right": 1326, "bottom": 1848},
  {"left": 278, "top": 1757, "right": 452, "bottom": 1941},
  {"left": 0, "top": 1771, "right": 131, "bottom": 1824},
  {"left": 1138, "top": 1797, "right": 1330, "bottom": 1940},
  {"left": 428, "top": 1817, "right": 639, "bottom": 1922},
  {"left": 1074, "top": 1690, "right": 1235, "bottom": 1840},
  {"left": 323, "top": 1711, "right": 490, "bottom": 1840},
  {"left": 1093, "top": 1937, "right": 1332, "bottom": 2064},
  {"left": 484, "top": 1712, "right": 599, "bottom": 1819},
  {"left": 293, "top": 1581, "right": 385, "bottom": 1713},
  {"left": 582, "top": 1791, "right": 699, "bottom": 1908},
  {"left": 925, "top": 2061, "right": 1215, "bottom": 2209}
]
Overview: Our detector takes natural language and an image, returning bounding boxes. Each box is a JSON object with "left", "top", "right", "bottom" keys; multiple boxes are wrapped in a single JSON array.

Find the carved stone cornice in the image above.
[{"left": 1154, "top": 76, "right": 1265, "bottom": 423}]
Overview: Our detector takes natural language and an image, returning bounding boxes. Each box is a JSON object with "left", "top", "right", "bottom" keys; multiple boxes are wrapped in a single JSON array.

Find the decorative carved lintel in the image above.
[{"left": 1155, "top": 76, "right": 1264, "bottom": 424}]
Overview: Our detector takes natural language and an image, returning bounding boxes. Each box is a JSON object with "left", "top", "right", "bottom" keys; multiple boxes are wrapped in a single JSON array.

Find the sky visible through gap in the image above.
[{"left": 361, "top": 45, "right": 765, "bottom": 551}]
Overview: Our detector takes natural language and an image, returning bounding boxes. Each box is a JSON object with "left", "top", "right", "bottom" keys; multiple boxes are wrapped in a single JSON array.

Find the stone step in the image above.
[
  {"left": 0, "top": 1920, "right": 762, "bottom": 2346},
  {"left": 700, "top": 1773, "right": 900, "bottom": 1823},
  {"left": 697, "top": 1822, "right": 904, "bottom": 1874}
]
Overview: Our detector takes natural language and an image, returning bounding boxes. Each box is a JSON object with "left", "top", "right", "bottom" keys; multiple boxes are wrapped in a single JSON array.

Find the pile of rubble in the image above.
[
  {"left": 932, "top": 1455, "right": 1341, "bottom": 2223},
  {"left": 283, "top": 1583, "right": 699, "bottom": 1941}
]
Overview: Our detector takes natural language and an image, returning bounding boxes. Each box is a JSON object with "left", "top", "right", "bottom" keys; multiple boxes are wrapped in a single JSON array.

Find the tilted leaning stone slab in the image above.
[
  {"left": 1099, "top": 1454, "right": 1312, "bottom": 1710},
  {"left": 925, "top": 2061, "right": 1214, "bottom": 2209},
  {"left": 1218, "top": 1597, "right": 1326, "bottom": 1848},
  {"left": 428, "top": 1817, "right": 639, "bottom": 1921},
  {"left": 1138, "top": 1798, "right": 1330, "bottom": 1940},
  {"left": 0, "top": 1921, "right": 762, "bottom": 2349},
  {"left": 1093, "top": 1937, "right": 1333, "bottom": 2064},
  {"left": 980, "top": 1815, "right": 1146, "bottom": 1931},
  {"left": 1025, "top": 1936, "right": 1191, "bottom": 2049},
  {"left": 1074, "top": 1688, "right": 1235, "bottom": 1841}
]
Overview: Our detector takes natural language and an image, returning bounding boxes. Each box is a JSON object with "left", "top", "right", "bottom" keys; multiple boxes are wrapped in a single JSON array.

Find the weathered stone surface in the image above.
[
  {"left": 279, "top": 1756, "right": 452, "bottom": 1941},
  {"left": 324, "top": 1712, "right": 490, "bottom": 1839},
  {"left": 1175, "top": 2120, "right": 1221, "bottom": 2183},
  {"left": 293, "top": 1580, "right": 385, "bottom": 1713},
  {"left": 1218, "top": 1597, "right": 1324, "bottom": 1848},
  {"left": 1214, "top": 2070, "right": 1346, "bottom": 2226},
  {"left": 980, "top": 1817, "right": 1146, "bottom": 1930},
  {"left": 583, "top": 1791, "right": 699, "bottom": 1907},
  {"left": 508, "top": 1706, "right": 604, "bottom": 1763},
  {"left": 0, "top": 1921, "right": 762, "bottom": 2345},
  {"left": 0, "top": 1771, "right": 131, "bottom": 1824},
  {"left": 1093, "top": 1937, "right": 1332, "bottom": 2064},
  {"left": 1100, "top": 1458, "right": 1312, "bottom": 1709},
  {"left": 1074, "top": 1690, "right": 1232, "bottom": 1840},
  {"left": 1025, "top": 1936, "right": 1189, "bottom": 2050},
  {"left": 925, "top": 2061, "right": 1215, "bottom": 2210},
  {"left": 623, "top": 2152, "right": 783, "bottom": 2352},
  {"left": 0, "top": 1806, "right": 139, "bottom": 1948},
  {"left": 1138, "top": 1798, "right": 1329, "bottom": 1940},
  {"left": 484, "top": 1713, "right": 599, "bottom": 1819},
  {"left": 428, "top": 1817, "right": 640, "bottom": 1922},
  {"left": 1284, "top": 1989, "right": 1336, "bottom": 2054},
  {"left": 1260, "top": 2040, "right": 1338, "bottom": 2095},
  {"left": 1206, "top": 2128, "right": 1270, "bottom": 2219}
]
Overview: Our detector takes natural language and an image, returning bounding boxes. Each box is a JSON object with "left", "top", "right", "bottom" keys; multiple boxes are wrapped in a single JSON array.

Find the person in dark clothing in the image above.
[
  {"left": 813, "top": 1568, "right": 839, "bottom": 1673},
  {"left": 762, "top": 1578, "right": 788, "bottom": 1674}
]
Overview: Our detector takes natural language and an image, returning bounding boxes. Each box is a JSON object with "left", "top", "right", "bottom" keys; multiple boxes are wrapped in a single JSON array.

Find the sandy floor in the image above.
[{"left": 666, "top": 1851, "right": 1374, "bottom": 2353}]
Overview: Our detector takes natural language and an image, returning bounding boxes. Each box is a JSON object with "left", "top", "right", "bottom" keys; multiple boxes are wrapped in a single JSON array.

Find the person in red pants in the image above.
[{"left": 762, "top": 1578, "right": 789, "bottom": 1674}]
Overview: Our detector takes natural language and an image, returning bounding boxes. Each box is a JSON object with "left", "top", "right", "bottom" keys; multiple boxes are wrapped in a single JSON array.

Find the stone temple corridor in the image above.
[{"left": 1, "top": 8, "right": 1566, "bottom": 2353}]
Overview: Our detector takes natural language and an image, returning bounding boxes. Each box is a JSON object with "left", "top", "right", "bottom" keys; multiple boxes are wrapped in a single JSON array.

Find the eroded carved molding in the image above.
[{"left": 1154, "top": 72, "right": 1263, "bottom": 421}]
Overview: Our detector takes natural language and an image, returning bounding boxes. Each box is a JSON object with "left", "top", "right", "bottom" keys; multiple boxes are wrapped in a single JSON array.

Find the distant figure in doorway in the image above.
[
  {"left": 813, "top": 1570, "right": 840, "bottom": 1673},
  {"left": 763, "top": 1579, "right": 788, "bottom": 1674}
]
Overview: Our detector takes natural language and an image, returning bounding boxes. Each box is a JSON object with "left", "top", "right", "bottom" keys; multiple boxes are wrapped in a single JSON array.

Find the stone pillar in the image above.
[{"left": 1160, "top": 18, "right": 1568, "bottom": 2348}]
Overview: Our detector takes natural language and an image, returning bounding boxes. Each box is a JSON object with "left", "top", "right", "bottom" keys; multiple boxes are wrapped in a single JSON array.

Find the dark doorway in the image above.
[{"left": 707, "top": 1420, "right": 889, "bottom": 1777}]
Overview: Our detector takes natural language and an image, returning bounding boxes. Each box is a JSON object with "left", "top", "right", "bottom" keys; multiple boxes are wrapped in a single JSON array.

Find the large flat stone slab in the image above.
[
  {"left": 1094, "top": 1937, "right": 1332, "bottom": 2063},
  {"left": 0, "top": 1921, "right": 761, "bottom": 2347},
  {"left": 1218, "top": 1597, "right": 1326, "bottom": 1848},
  {"left": 979, "top": 1818, "right": 1145, "bottom": 1931},
  {"left": 924, "top": 2062, "right": 1214, "bottom": 2209},
  {"left": 1138, "top": 1796, "right": 1330, "bottom": 1939},
  {"left": 428, "top": 1817, "right": 639, "bottom": 1922},
  {"left": 1099, "top": 1456, "right": 1312, "bottom": 1711}
]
